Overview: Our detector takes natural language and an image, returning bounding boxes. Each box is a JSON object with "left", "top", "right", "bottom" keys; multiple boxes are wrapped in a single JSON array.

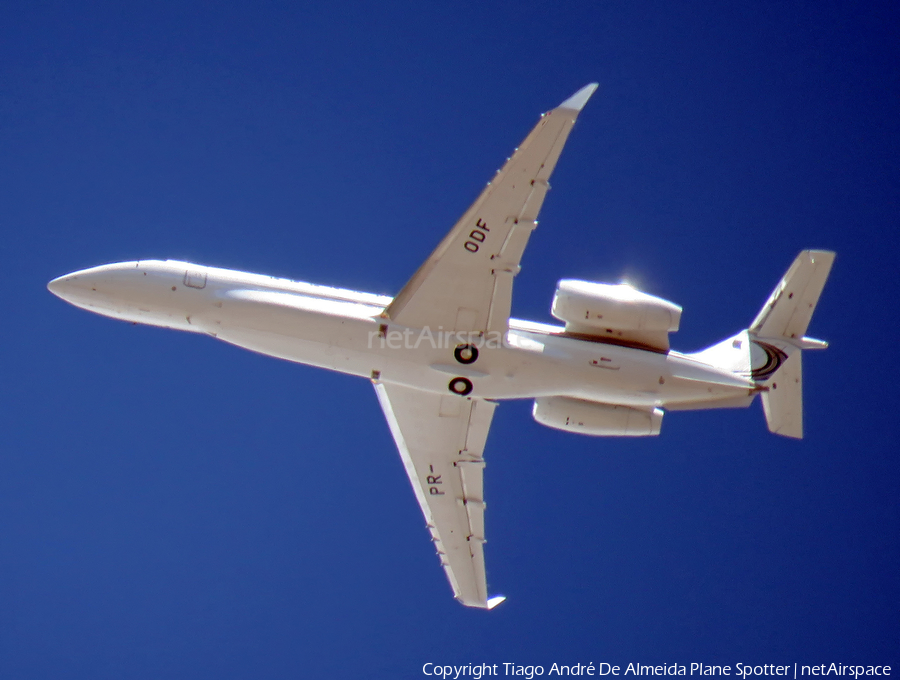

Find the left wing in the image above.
[
  {"left": 374, "top": 382, "right": 504, "bottom": 609},
  {"left": 384, "top": 84, "right": 598, "bottom": 334}
]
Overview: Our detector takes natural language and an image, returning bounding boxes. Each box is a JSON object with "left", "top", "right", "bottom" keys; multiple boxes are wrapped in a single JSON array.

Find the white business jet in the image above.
[{"left": 48, "top": 84, "right": 834, "bottom": 609}]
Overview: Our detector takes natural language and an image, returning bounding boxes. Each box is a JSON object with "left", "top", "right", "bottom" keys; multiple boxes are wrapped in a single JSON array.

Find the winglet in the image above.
[
  {"left": 557, "top": 83, "right": 599, "bottom": 112},
  {"left": 487, "top": 595, "right": 507, "bottom": 610}
]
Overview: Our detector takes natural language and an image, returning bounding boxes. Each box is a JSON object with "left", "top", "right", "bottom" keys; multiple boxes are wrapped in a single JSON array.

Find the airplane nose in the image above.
[
  {"left": 47, "top": 261, "right": 205, "bottom": 330},
  {"left": 47, "top": 273, "right": 79, "bottom": 302},
  {"left": 47, "top": 266, "right": 116, "bottom": 308}
]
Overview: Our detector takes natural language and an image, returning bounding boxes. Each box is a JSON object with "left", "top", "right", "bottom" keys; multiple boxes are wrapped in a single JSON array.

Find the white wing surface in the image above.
[
  {"left": 374, "top": 382, "right": 502, "bottom": 609},
  {"left": 374, "top": 86, "right": 598, "bottom": 608},
  {"left": 384, "top": 84, "right": 598, "bottom": 333}
]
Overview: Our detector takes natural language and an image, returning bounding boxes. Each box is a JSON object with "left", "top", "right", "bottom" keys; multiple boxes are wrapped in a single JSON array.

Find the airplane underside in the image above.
[{"left": 48, "top": 84, "right": 834, "bottom": 608}]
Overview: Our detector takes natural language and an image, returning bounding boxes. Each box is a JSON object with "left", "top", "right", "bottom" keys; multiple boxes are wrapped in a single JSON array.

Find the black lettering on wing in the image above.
[{"left": 464, "top": 218, "right": 490, "bottom": 254}]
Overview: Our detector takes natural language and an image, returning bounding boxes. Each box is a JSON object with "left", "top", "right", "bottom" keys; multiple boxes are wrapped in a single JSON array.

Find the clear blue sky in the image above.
[{"left": 2, "top": 2, "right": 897, "bottom": 678}]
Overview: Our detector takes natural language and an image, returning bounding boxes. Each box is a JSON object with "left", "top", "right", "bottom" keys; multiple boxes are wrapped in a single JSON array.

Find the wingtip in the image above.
[
  {"left": 805, "top": 249, "right": 836, "bottom": 264},
  {"left": 557, "top": 83, "right": 599, "bottom": 111},
  {"left": 487, "top": 595, "right": 507, "bottom": 610}
]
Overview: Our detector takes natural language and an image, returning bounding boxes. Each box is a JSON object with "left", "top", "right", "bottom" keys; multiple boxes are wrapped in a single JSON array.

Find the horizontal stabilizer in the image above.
[
  {"left": 750, "top": 250, "right": 835, "bottom": 341},
  {"left": 761, "top": 352, "right": 803, "bottom": 438},
  {"left": 749, "top": 251, "right": 833, "bottom": 439}
]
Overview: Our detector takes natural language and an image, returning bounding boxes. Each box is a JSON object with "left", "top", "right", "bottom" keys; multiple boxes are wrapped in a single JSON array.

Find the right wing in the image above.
[
  {"left": 383, "top": 84, "right": 598, "bottom": 334},
  {"left": 374, "top": 382, "right": 503, "bottom": 609}
]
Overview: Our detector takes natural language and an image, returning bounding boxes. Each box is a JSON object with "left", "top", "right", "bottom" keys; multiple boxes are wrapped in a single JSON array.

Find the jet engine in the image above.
[
  {"left": 551, "top": 280, "right": 682, "bottom": 351},
  {"left": 532, "top": 396, "right": 663, "bottom": 437}
]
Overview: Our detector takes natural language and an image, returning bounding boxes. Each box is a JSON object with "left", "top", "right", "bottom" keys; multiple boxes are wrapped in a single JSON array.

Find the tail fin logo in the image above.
[{"left": 750, "top": 340, "right": 788, "bottom": 381}]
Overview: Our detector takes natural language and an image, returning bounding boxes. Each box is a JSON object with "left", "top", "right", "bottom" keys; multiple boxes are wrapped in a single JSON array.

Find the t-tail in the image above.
[{"left": 690, "top": 250, "right": 835, "bottom": 439}]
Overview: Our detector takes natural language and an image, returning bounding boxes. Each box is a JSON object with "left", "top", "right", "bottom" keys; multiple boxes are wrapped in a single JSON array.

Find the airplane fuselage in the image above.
[{"left": 50, "top": 259, "right": 755, "bottom": 410}]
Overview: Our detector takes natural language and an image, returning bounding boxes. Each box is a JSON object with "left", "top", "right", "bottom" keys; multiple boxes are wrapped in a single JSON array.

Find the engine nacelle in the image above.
[
  {"left": 533, "top": 397, "right": 663, "bottom": 437},
  {"left": 551, "top": 280, "right": 682, "bottom": 350}
]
